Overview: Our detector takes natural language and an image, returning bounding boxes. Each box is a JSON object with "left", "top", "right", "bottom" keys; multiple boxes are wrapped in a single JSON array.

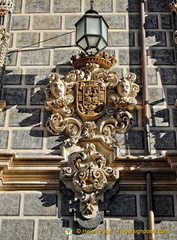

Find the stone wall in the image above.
[
  {"left": 0, "top": 190, "right": 177, "bottom": 239},
  {"left": 0, "top": 0, "right": 176, "bottom": 157},
  {"left": 0, "top": 0, "right": 177, "bottom": 240}
]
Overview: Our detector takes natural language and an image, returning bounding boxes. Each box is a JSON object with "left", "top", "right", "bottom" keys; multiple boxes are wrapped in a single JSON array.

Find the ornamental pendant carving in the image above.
[
  {"left": 62, "top": 143, "right": 119, "bottom": 219},
  {"left": 45, "top": 52, "right": 139, "bottom": 223}
]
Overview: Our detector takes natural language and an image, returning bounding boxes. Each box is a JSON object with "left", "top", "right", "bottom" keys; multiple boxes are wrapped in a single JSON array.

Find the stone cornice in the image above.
[{"left": 0, "top": 152, "right": 177, "bottom": 191}]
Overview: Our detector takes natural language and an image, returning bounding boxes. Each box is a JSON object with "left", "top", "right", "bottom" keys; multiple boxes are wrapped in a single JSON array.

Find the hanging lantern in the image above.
[{"left": 75, "top": 1, "right": 109, "bottom": 56}]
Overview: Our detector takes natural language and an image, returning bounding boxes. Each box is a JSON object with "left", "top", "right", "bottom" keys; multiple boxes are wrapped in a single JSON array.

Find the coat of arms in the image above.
[
  {"left": 45, "top": 52, "right": 139, "bottom": 222},
  {"left": 77, "top": 80, "right": 106, "bottom": 119}
]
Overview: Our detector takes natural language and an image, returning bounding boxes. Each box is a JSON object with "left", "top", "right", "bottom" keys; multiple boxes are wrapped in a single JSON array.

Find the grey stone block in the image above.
[
  {"left": 25, "top": 68, "right": 52, "bottom": 85},
  {"left": 0, "top": 194, "right": 20, "bottom": 216},
  {"left": 145, "top": 15, "right": 158, "bottom": 29},
  {"left": 13, "top": 0, "right": 22, "bottom": 13},
  {"left": 167, "top": 88, "right": 177, "bottom": 105},
  {"left": 128, "top": 130, "right": 144, "bottom": 149},
  {"left": 3, "top": 88, "right": 27, "bottom": 105},
  {"left": 47, "top": 134, "right": 65, "bottom": 149},
  {"left": 72, "top": 222, "right": 106, "bottom": 240},
  {"left": 160, "top": 68, "right": 177, "bottom": 85},
  {"left": 169, "top": 31, "right": 175, "bottom": 47},
  {"left": 43, "top": 32, "right": 71, "bottom": 47},
  {"left": 16, "top": 32, "right": 40, "bottom": 47},
  {"left": 155, "top": 221, "right": 177, "bottom": 240},
  {"left": 148, "top": 0, "right": 171, "bottom": 12},
  {"left": 151, "top": 49, "right": 175, "bottom": 65},
  {"left": 151, "top": 130, "right": 176, "bottom": 150},
  {"left": 53, "top": 49, "right": 79, "bottom": 65},
  {"left": 148, "top": 88, "right": 165, "bottom": 105},
  {"left": 25, "top": 0, "right": 50, "bottom": 13},
  {"left": 54, "top": 0, "right": 81, "bottom": 12},
  {"left": 161, "top": 14, "right": 172, "bottom": 29},
  {"left": 0, "top": 130, "right": 8, "bottom": 149},
  {"left": 129, "top": 68, "right": 141, "bottom": 84},
  {"left": 129, "top": 14, "right": 140, "bottom": 29},
  {"left": 119, "top": 49, "right": 141, "bottom": 65},
  {"left": 108, "top": 194, "right": 137, "bottom": 216},
  {"left": 146, "top": 31, "right": 166, "bottom": 47},
  {"left": 116, "top": 0, "right": 139, "bottom": 12},
  {"left": 9, "top": 108, "right": 41, "bottom": 127},
  {"left": 150, "top": 107, "right": 169, "bottom": 127},
  {"left": 4, "top": 69, "right": 22, "bottom": 85},
  {"left": 140, "top": 195, "right": 174, "bottom": 217},
  {"left": 173, "top": 108, "right": 177, "bottom": 127},
  {"left": 24, "top": 193, "right": 57, "bottom": 216},
  {"left": 0, "top": 220, "right": 34, "bottom": 240},
  {"left": 147, "top": 68, "right": 158, "bottom": 85},
  {"left": 30, "top": 88, "right": 46, "bottom": 105},
  {"left": 109, "top": 220, "right": 134, "bottom": 240},
  {"left": 11, "top": 130, "right": 43, "bottom": 149},
  {"left": 103, "top": 15, "right": 126, "bottom": 29},
  {"left": 9, "top": 33, "right": 13, "bottom": 48},
  {"left": 11, "top": 16, "right": 30, "bottom": 30},
  {"left": 33, "top": 16, "right": 62, "bottom": 30},
  {"left": 109, "top": 32, "right": 134, "bottom": 47},
  {"left": 0, "top": 111, "right": 5, "bottom": 127},
  {"left": 85, "top": 0, "right": 112, "bottom": 12},
  {"left": 111, "top": 67, "right": 124, "bottom": 78},
  {"left": 134, "top": 221, "right": 145, "bottom": 240},
  {"left": 6, "top": 52, "right": 18, "bottom": 66},
  {"left": 21, "top": 50, "right": 50, "bottom": 66},
  {"left": 65, "top": 15, "right": 82, "bottom": 29},
  {"left": 38, "top": 220, "right": 67, "bottom": 240}
]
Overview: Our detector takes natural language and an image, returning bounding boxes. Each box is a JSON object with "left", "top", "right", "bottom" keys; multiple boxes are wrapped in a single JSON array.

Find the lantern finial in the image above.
[{"left": 90, "top": 0, "right": 94, "bottom": 10}]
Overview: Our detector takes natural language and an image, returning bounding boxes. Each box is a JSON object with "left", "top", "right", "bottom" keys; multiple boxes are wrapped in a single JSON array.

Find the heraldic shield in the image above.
[{"left": 77, "top": 80, "right": 106, "bottom": 120}]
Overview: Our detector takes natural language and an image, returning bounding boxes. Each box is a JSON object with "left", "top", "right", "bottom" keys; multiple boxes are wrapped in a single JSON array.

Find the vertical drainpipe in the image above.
[{"left": 140, "top": 1, "right": 155, "bottom": 239}]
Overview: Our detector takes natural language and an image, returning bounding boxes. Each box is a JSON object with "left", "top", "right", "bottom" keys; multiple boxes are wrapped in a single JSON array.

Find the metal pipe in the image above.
[
  {"left": 140, "top": 0, "right": 151, "bottom": 155},
  {"left": 146, "top": 172, "right": 155, "bottom": 240}
]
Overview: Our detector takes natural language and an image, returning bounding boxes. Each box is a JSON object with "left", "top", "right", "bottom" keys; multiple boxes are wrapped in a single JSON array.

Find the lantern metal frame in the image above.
[{"left": 75, "top": 9, "right": 109, "bottom": 56}]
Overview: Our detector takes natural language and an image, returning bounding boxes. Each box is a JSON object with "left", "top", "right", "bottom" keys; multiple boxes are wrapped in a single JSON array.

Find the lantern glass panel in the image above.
[
  {"left": 86, "top": 17, "right": 100, "bottom": 35},
  {"left": 87, "top": 36, "right": 99, "bottom": 47},
  {"left": 101, "top": 20, "right": 108, "bottom": 41},
  {"left": 76, "top": 18, "right": 85, "bottom": 41},
  {"left": 97, "top": 38, "right": 107, "bottom": 51},
  {"left": 78, "top": 37, "right": 87, "bottom": 49}
]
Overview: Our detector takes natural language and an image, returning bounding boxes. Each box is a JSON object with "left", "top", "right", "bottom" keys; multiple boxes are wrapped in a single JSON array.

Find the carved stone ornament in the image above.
[
  {"left": 45, "top": 53, "right": 139, "bottom": 147},
  {"left": 0, "top": 28, "right": 10, "bottom": 74},
  {"left": 0, "top": 1, "right": 14, "bottom": 16},
  {"left": 62, "top": 143, "right": 119, "bottom": 219},
  {"left": 45, "top": 52, "right": 139, "bottom": 223},
  {"left": 170, "top": 1, "right": 177, "bottom": 13}
]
